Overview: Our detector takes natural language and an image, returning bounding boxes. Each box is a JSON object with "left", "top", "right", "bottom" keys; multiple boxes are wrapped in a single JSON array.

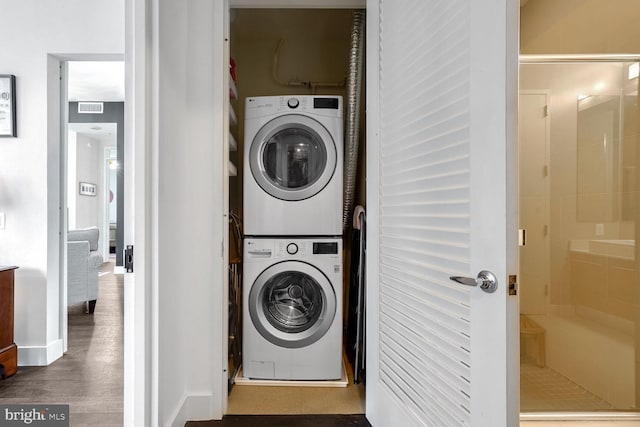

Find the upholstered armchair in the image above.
[{"left": 67, "top": 227, "right": 103, "bottom": 314}]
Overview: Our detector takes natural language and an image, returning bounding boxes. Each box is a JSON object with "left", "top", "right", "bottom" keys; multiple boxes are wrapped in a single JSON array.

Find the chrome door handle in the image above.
[{"left": 449, "top": 270, "right": 497, "bottom": 293}]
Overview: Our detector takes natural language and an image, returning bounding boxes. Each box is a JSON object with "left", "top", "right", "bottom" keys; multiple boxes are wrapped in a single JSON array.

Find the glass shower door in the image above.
[{"left": 519, "top": 59, "right": 640, "bottom": 413}]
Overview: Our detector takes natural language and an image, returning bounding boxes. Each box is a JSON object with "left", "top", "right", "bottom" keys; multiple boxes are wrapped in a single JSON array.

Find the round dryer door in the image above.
[
  {"left": 248, "top": 260, "right": 336, "bottom": 348},
  {"left": 249, "top": 114, "right": 337, "bottom": 201}
]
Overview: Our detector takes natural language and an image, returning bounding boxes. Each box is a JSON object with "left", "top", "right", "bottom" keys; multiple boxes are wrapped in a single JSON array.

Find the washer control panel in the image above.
[
  {"left": 287, "top": 97, "right": 300, "bottom": 109},
  {"left": 277, "top": 240, "right": 307, "bottom": 257},
  {"left": 245, "top": 239, "right": 274, "bottom": 259},
  {"left": 246, "top": 239, "right": 342, "bottom": 260}
]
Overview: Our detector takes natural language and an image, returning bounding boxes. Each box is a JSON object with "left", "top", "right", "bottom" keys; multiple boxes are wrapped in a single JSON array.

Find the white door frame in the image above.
[
  {"left": 103, "top": 145, "right": 117, "bottom": 262},
  {"left": 219, "top": 0, "right": 367, "bottom": 418},
  {"left": 48, "top": 54, "right": 127, "bottom": 423},
  {"left": 51, "top": 54, "right": 124, "bottom": 355},
  {"left": 124, "top": 0, "right": 152, "bottom": 424}
]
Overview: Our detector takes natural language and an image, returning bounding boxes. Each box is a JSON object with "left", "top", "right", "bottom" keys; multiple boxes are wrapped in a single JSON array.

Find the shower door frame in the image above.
[{"left": 519, "top": 54, "right": 640, "bottom": 423}]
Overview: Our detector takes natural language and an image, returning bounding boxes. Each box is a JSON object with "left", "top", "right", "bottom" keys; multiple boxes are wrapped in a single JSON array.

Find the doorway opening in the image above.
[
  {"left": 225, "top": 7, "right": 367, "bottom": 415},
  {"left": 66, "top": 61, "right": 125, "bottom": 270},
  {"left": 63, "top": 59, "right": 125, "bottom": 421},
  {"left": 518, "top": 58, "right": 640, "bottom": 414}
]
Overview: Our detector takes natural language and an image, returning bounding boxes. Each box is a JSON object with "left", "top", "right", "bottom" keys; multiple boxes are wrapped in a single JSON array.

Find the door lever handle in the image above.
[{"left": 450, "top": 270, "right": 497, "bottom": 293}]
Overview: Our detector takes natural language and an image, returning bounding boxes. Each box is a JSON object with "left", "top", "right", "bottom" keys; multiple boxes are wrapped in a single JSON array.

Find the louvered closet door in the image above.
[{"left": 365, "top": 0, "right": 519, "bottom": 426}]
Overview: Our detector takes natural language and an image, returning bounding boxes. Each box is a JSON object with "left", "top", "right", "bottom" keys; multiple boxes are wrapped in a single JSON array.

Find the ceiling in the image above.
[
  {"left": 68, "top": 61, "right": 125, "bottom": 102},
  {"left": 67, "top": 61, "right": 123, "bottom": 140},
  {"left": 68, "top": 122, "right": 117, "bottom": 143}
]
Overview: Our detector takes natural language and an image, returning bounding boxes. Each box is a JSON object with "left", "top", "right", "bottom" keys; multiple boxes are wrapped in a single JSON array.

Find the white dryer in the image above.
[
  {"left": 242, "top": 237, "right": 343, "bottom": 380},
  {"left": 243, "top": 95, "right": 343, "bottom": 236}
]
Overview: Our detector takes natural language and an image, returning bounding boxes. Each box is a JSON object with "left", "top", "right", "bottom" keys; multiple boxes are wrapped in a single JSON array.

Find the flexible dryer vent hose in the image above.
[{"left": 343, "top": 11, "right": 365, "bottom": 233}]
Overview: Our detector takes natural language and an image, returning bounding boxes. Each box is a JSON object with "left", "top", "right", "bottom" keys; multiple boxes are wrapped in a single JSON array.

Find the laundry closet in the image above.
[{"left": 226, "top": 7, "right": 367, "bottom": 415}]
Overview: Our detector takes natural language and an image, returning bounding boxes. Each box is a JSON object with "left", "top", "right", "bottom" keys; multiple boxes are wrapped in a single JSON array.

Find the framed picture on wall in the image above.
[
  {"left": 79, "top": 182, "right": 97, "bottom": 196},
  {"left": 0, "top": 75, "right": 17, "bottom": 137}
]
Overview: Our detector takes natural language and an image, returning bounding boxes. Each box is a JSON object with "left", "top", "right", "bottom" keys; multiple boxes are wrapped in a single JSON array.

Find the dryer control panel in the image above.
[{"left": 245, "top": 95, "right": 343, "bottom": 119}]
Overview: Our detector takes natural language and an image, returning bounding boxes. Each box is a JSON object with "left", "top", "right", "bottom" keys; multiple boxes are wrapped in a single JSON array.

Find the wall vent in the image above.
[{"left": 77, "top": 102, "right": 104, "bottom": 114}]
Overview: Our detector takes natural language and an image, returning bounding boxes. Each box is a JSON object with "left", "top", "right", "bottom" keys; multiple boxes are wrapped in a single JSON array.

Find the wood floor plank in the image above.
[{"left": 0, "top": 261, "right": 124, "bottom": 425}]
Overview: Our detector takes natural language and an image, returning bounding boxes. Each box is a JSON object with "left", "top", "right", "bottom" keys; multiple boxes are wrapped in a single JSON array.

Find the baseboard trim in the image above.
[
  {"left": 169, "top": 393, "right": 214, "bottom": 427},
  {"left": 17, "top": 339, "right": 64, "bottom": 366}
]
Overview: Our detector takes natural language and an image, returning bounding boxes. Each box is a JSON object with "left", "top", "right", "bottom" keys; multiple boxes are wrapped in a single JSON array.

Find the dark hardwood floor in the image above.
[{"left": 0, "top": 260, "right": 124, "bottom": 426}]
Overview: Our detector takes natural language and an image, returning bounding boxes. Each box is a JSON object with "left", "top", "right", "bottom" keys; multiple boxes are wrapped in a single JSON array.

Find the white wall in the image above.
[
  {"left": 0, "top": 0, "right": 124, "bottom": 365},
  {"left": 155, "top": 0, "right": 225, "bottom": 424},
  {"left": 67, "top": 130, "right": 78, "bottom": 229},
  {"left": 68, "top": 132, "right": 115, "bottom": 261},
  {"left": 109, "top": 168, "right": 118, "bottom": 223},
  {"left": 74, "top": 134, "right": 101, "bottom": 228},
  {"left": 520, "top": 0, "right": 640, "bottom": 55}
]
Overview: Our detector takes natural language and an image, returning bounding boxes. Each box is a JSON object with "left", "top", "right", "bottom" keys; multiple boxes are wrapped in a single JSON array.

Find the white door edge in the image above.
[
  {"left": 124, "top": 0, "right": 152, "bottom": 425},
  {"left": 364, "top": 0, "right": 381, "bottom": 421}
]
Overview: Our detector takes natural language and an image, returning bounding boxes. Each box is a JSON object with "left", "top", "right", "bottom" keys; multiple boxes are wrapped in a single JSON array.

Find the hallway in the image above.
[{"left": 0, "top": 261, "right": 124, "bottom": 426}]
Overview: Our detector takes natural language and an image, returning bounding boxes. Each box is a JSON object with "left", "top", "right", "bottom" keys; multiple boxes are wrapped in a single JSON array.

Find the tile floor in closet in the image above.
[{"left": 227, "top": 359, "right": 365, "bottom": 415}]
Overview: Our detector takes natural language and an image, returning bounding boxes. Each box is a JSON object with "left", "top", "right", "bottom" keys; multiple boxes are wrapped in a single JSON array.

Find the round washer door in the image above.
[
  {"left": 249, "top": 260, "right": 336, "bottom": 349},
  {"left": 249, "top": 114, "right": 337, "bottom": 201}
]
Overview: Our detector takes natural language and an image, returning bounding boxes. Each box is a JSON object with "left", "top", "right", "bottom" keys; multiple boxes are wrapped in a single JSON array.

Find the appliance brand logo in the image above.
[
  {"left": 247, "top": 99, "right": 273, "bottom": 109},
  {"left": 0, "top": 405, "right": 69, "bottom": 426}
]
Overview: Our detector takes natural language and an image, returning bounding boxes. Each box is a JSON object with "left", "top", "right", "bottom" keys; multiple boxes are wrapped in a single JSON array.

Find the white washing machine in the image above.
[
  {"left": 242, "top": 237, "right": 343, "bottom": 380},
  {"left": 243, "top": 95, "right": 343, "bottom": 236}
]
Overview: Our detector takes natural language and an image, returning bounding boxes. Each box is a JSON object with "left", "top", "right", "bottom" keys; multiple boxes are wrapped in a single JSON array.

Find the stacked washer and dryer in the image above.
[{"left": 242, "top": 95, "right": 344, "bottom": 381}]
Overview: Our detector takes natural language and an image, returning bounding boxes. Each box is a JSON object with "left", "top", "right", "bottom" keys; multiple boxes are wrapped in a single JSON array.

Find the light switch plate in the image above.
[{"left": 0, "top": 212, "right": 5, "bottom": 229}]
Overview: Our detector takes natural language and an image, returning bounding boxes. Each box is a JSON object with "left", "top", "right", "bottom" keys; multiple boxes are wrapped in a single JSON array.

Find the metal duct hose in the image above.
[{"left": 343, "top": 11, "right": 365, "bottom": 233}]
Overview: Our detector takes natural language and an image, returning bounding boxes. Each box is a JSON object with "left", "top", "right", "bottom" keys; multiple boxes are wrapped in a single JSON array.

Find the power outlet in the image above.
[
  {"left": 595, "top": 223, "right": 604, "bottom": 236},
  {"left": 0, "top": 212, "right": 5, "bottom": 229}
]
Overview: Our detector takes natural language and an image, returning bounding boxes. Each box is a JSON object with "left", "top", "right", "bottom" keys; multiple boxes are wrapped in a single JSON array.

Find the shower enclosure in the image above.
[{"left": 519, "top": 58, "right": 640, "bottom": 414}]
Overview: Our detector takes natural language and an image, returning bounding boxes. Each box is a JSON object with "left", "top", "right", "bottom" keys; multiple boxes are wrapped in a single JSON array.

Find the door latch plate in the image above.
[
  {"left": 125, "top": 245, "right": 134, "bottom": 273},
  {"left": 509, "top": 275, "right": 518, "bottom": 296}
]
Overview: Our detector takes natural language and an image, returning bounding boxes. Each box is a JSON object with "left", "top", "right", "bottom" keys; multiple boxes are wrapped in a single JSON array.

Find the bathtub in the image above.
[{"left": 527, "top": 307, "right": 635, "bottom": 409}]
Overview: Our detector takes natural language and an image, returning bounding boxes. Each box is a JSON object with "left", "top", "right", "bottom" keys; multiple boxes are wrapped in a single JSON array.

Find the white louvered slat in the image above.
[
  {"left": 381, "top": 286, "right": 470, "bottom": 352},
  {"left": 381, "top": 173, "right": 469, "bottom": 198},
  {"left": 381, "top": 189, "right": 469, "bottom": 210},
  {"left": 379, "top": 321, "right": 470, "bottom": 407},
  {"left": 377, "top": 0, "right": 472, "bottom": 425}
]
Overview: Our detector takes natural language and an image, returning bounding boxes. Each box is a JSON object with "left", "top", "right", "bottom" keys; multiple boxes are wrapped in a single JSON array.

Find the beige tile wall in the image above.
[
  {"left": 520, "top": 0, "right": 640, "bottom": 54},
  {"left": 570, "top": 252, "right": 636, "bottom": 321}
]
